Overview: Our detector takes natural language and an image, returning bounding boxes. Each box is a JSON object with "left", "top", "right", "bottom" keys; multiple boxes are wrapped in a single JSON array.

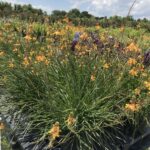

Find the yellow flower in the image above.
[
  {"left": 126, "top": 42, "right": 140, "bottom": 53},
  {"left": 9, "top": 62, "right": 15, "bottom": 68},
  {"left": 129, "top": 68, "right": 138, "bottom": 76},
  {"left": 24, "top": 34, "right": 32, "bottom": 41},
  {"left": 22, "top": 57, "right": 30, "bottom": 67},
  {"left": 144, "top": 81, "right": 150, "bottom": 90},
  {"left": 127, "top": 58, "right": 137, "bottom": 66},
  {"left": 91, "top": 75, "right": 96, "bottom": 81},
  {"left": 134, "top": 88, "right": 141, "bottom": 96},
  {"left": 48, "top": 122, "right": 61, "bottom": 140},
  {"left": 95, "top": 25, "right": 101, "bottom": 30},
  {"left": 66, "top": 113, "right": 76, "bottom": 126},
  {"left": 101, "top": 35, "right": 106, "bottom": 42},
  {"left": 36, "top": 55, "right": 46, "bottom": 62},
  {"left": 30, "top": 51, "right": 35, "bottom": 56},
  {"left": 80, "top": 33, "right": 88, "bottom": 40},
  {"left": 45, "top": 59, "right": 50, "bottom": 65},
  {"left": 53, "top": 31, "right": 62, "bottom": 36},
  {"left": 103, "top": 63, "right": 110, "bottom": 69},
  {"left": 125, "top": 102, "right": 140, "bottom": 112},
  {"left": 0, "top": 122, "right": 5, "bottom": 130},
  {"left": 0, "top": 51, "right": 4, "bottom": 57},
  {"left": 13, "top": 48, "right": 18, "bottom": 52},
  {"left": 120, "top": 26, "right": 125, "bottom": 32}
]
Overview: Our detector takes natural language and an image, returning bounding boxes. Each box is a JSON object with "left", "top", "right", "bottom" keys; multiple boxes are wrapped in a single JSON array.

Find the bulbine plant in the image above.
[{"left": 0, "top": 20, "right": 149, "bottom": 149}]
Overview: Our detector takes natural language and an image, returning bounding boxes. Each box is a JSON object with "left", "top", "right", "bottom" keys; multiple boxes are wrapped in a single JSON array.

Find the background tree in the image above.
[{"left": 0, "top": 2, "right": 149, "bottom": 31}]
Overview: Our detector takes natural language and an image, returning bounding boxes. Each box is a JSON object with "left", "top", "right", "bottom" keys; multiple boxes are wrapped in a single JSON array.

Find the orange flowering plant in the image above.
[{"left": 0, "top": 20, "right": 150, "bottom": 150}]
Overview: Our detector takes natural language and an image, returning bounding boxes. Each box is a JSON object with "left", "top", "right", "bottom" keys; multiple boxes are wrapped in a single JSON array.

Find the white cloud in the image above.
[
  {"left": 33, "top": 5, "right": 52, "bottom": 13},
  {"left": 132, "top": 0, "right": 150, "bottom": 18},
  {"left": 68, "top": 0, "right": 89, "bottom": 8},
  {"left": 68, "top": 0, "right": 150, "bottom": 19}
]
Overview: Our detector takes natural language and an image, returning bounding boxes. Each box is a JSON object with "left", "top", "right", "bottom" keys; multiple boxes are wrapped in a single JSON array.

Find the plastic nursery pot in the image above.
[{"left": 2, "top": 113, "right": 150, "bottom": 150}]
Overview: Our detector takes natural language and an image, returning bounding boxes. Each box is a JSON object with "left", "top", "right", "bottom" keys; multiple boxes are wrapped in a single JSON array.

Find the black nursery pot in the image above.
[
  {"left": 121, "top": 120, "right": 150, "bottom": 150},
  {"left": 1, "top": 108, "right": 150, "bottom": 150},
  {"left": 1, "top": 113, "right": 150, "bottom": 150}
]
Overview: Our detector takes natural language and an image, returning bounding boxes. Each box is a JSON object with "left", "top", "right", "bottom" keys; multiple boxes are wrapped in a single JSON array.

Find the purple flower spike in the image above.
[
  {"left": 73, "top": 32, "right": 81, "bottom": 42},
  {"left": 144, "top": 50, "right": 150, "bottom": 67},
  {"left": 71, "top": 32, "right": 81, "bottom": 51}
]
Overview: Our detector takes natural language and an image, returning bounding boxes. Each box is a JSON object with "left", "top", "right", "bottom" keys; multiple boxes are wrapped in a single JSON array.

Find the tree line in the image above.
[{"left": 0, "top": 2, "right": 150, "bottom": 31}]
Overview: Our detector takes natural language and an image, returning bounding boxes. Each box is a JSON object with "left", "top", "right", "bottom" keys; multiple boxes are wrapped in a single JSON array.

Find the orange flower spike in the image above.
[{"left": 48, "top": 122, "right": 61, "bottom": 140}]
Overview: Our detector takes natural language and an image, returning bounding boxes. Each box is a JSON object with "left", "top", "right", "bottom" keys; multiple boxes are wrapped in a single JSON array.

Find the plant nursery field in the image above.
[{"left": 0, "top": 20, "right": 150, "bottom": 150}]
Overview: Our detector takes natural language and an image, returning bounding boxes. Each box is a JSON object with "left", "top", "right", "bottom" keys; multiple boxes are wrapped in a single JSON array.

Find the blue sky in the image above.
[{"left": 1, "top": 0, "right": 150, "bottom": 19}]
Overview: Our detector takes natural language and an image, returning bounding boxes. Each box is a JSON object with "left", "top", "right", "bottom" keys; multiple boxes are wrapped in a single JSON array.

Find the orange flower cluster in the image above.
[
  {"left": 36, "top": 55, "right": 46, "bottom": 62},
  {"left": 129, "top": 68, "right": 138, "bottom": 76},
  {"left": 80, "top": 33, "right": 88, "bottom": 40},
  {"left": 126, "top": 42, "right": 140, "bottom": 53},
  {"left": 48, "top": 122, "right": 61, "bottom": 140},
  {"left": 127, "top": 58, "right": 137, "bottom": 66},
  {"left": 125, "top": 102, "right": 140, "bottom": 112},
  {"left": 24, "top": 34, "right": 32, "bottom": 41},
  {"left": 91, "top": 75, "right": 96, "bottom": 81}
]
